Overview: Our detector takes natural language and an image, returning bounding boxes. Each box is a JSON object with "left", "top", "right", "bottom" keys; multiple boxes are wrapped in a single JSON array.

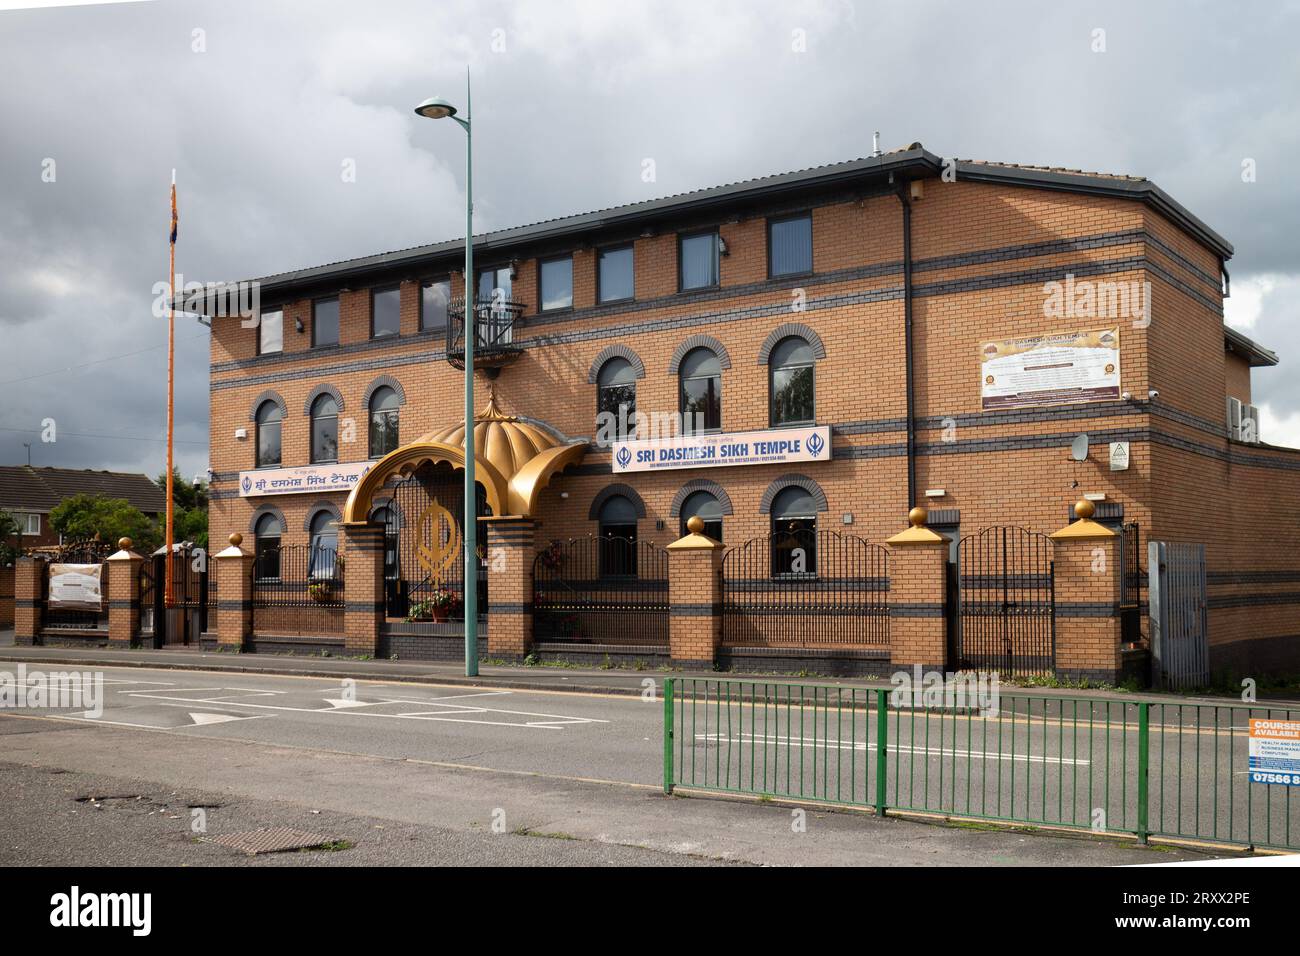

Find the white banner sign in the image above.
[
  {"left": 612, "top": 425, "right": 831, "bottom": 474},
  {"left": 239, "top": 461, "right": 373, "bottom": 497},
  {"left": 980, "top": 328, "right": 1121, "bottom": 410},
  {"left": 48, "top": 563, "right": 102, "bottom": 610}
]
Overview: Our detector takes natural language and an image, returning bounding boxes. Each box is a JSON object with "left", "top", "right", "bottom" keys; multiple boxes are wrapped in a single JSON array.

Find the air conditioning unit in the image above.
[{"left": 1226, "top": 397, "right": 1261, "bottom": 443}]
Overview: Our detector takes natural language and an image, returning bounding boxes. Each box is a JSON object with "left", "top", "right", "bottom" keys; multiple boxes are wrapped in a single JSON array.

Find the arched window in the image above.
[
  {"left": 255, "top": 400, "right": 282, "bottom": 467},
  {"left": 679, "top": 347, "right": 721, "bottom": 435},
  {"left": 770, "top": 485, "right": 817, "bottom": 576},
  {"left": 769, "top": 335, "right": 815, "bottom": 426},
  {"left": 368, "top": 386, "right": 400, "bottom": 458},
  {"left": 679, "top": 490, "right": 723, "bottom": 542},
  {"left": 597, "top": 357, "right": 637, "bottom": 441},
  {"left": 308, "top": 510, "right": 339, "bottom": 580},
  {"left": 310, "top": 394, "right": 339, "bottom": 464},
  {"left": 597, "top": 494, "right": 638, "bottom": 577},
  {"left": 253, "top": 512, "right": 283, "bottom": 580}
]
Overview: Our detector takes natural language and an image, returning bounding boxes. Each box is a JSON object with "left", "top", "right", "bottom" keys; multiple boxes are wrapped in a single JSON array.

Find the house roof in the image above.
[
  {"left": 1224, "top": 325, "right": 1280, "bottom": 368},
  {"left": 0, "top": 466, "right": 167, "bottom": 516},
  {"left": 196, "top": 144, "right": 1231, "bottom": 308}
]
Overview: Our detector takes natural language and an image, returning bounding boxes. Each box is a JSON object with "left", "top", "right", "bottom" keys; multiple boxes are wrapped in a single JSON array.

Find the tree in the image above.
[
  {"left": 154, "top": 469, "right": 209, "bottom": 550},
  {"left": 50, "top": 494, "right": 159, "bottom": 553},
  {"left": 0, "top": 509, "right": 17, "bottom": 565}
]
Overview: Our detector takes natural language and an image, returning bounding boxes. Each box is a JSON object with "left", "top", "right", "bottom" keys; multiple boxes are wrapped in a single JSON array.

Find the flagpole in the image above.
[{"left": 165, "top": 169, "right": 176, "bottom": 609}]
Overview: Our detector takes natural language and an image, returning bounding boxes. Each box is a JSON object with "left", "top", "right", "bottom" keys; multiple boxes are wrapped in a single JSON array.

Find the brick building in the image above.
[
  {"left": 202, "top": 145, "right": 1295, "bottom": 679},
  {"left": 0, "top": 466, "right": 166, "bottom": 550}
]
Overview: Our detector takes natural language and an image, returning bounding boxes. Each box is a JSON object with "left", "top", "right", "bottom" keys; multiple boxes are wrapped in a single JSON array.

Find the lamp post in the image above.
[{"left": 415, "top": 76, "right": 479, "bottom": 677}]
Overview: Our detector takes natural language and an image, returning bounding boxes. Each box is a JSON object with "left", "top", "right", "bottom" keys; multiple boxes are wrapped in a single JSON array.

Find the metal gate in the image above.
[
  {"left": 532, "top": 536, "right": 669, "bottom": 645},
  {"left": 384, "top": 463, "right": 489, "bottom": 621},
  {"left": 720, "top": 529, "right": 889, "bottom": 647},
  {"left": 956, "top": 527, "right": 1055, "bottom": 677},
  {"left": 1147, "top": 541, "right": 1208, "bottom": 690},
  {"left": 1119, "top": 521, "right": 1144, "bottom": 644}
]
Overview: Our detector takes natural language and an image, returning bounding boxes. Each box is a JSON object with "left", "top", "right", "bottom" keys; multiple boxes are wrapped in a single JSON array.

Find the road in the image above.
[{"left": 0, "top": 663, "right": 1265, "bottom": 865}]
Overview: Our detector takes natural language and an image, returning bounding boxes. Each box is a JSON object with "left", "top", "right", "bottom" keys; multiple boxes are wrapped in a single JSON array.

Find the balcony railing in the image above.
[{"left": 446, "top": 298, "right": 526, "bottom": 371}]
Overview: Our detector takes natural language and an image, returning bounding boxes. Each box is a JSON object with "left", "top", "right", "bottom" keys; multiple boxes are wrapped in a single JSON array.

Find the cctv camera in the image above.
[
  {"left": 1148, "top": 389, "right": 1159, "bottom": 400},
  {"left": 1121, "top": 391, "right": 1133, "bottom": 401}
]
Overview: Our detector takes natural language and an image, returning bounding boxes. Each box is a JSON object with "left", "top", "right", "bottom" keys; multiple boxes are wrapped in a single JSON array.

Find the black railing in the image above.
[
  {"left": 956, "top": 526, "right": 1055, "bottom": 677},
  {"left": 251, "top": 544, "right": 344, "bottom": 636},
  {"left": 445, "top": 298, "right": 526, "bottom": 370},
  {"left": 533, "top": 536, "right": 669, "bottom": 646},
  {"left": 720, "top": 530, "right": 889, "bottom": 647}
]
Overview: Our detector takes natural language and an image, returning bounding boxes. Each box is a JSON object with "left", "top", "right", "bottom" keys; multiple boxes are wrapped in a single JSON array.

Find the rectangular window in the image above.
[
  {"left": 257, "top": 420, "right": 281, "bottom": 467},
  {"left": 477, "top": 266, "right": 512, "bottom": 306},
  {"left": 371, "top": 287, "right": 400, "bottom": 338},
  {"left": 771, "top": 365, "right": 815, "bottom": 425},
  {"left": 679, "top": 231, "right": 719, "bottom": 291},
  {"left": 313, "top": 297, "right": 339, "bottom": 347},
  {"left": 258, "top": 308, "right": 283, "bottom": 354},
  {"left": 768, "top": 213, "right": 813, "bottom": 277},
  {"left": 598, "top": 245, "right": 634, "bottom": 303},
  {"left": 312, "top": 415, "right": 338, "bottom": 464},
  {"left": 420, "top": 279, "right": 450, "bottom": 331},
  {"left": 14, "top": 513, "right": 40, "bottom": 535},
  {"left": 539, "top": 256, "right": 573, "bottom": 311}
]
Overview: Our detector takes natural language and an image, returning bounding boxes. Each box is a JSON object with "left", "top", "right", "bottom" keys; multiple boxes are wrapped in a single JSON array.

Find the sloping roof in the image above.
[
  {"left": 1224, "top": 325, "right": 1280, "bottom": 368},
  {"left": 198, "top": 144, "right": 1232, "bottom": 311},
  {"left": 0, "top": 466, "right": 166, "bottom": 515}
]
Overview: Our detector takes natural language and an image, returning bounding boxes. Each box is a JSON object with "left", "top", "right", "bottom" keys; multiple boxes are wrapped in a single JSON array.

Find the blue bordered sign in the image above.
[
  {"left": 1248, "top": 719, "right": 1300, "bottom": 786},
  {"left": 238, "top": 461, "right": 373, "bottom": 497},
  {"left": 612, "top": 425, "right": 831, "bottom": 474}
]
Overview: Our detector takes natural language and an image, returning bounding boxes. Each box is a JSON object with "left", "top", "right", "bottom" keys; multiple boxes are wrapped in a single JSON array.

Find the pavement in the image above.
[{"left": 0, "top": 661, "right": 1260, "bottom": 866}]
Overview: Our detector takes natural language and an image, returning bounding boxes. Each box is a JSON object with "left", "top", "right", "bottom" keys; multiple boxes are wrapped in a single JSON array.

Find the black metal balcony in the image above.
[{"left": 446, "top": 298, "right": 526, "bottom": 372}]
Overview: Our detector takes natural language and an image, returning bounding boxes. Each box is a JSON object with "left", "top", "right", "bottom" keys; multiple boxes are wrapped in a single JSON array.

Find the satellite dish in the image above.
[{"left": 1070, "top": 434, "right": 1090, "bottom": 462}]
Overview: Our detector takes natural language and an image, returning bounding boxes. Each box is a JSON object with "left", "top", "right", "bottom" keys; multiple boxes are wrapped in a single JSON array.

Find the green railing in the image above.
[{"left": 662, "top": 677, "right": 1300, "bottom": 851}]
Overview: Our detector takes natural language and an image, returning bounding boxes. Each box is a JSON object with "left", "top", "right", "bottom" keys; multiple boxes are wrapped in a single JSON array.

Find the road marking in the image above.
[{"left": 188, "top": 712, "right": 246, "bottom": 726}]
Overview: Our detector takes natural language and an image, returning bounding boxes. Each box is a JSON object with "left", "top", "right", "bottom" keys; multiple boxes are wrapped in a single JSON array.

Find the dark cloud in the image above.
[{"left": 2, "top": 0, "right": 1297, "bottom": 477}]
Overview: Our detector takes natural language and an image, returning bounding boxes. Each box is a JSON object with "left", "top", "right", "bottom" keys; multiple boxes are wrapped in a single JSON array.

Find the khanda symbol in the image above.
[
  {"left": 807, "top": 432, "right": 825, "bottom": 457},
  {"left": 416, "top": 500, "right": 461, "bottom": 584}
]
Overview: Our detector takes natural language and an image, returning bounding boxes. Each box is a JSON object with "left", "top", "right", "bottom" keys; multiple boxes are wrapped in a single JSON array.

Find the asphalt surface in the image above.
[{"left": 0, "top": 663, "right": 1257, "bottom": 865}]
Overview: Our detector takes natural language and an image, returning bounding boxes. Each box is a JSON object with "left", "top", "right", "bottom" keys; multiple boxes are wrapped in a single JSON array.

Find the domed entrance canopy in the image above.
[{"left": 342, "top": 395, "right": 588, "bottom": 524}]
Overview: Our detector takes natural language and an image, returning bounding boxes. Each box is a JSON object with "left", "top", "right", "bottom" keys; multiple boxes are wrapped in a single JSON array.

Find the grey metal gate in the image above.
[
  {"left": 956, "top": 527, "right": 1055, "bottom": 677},
  {"left": 1147, "top": 541, "right": 1208, "bottom": 689}
]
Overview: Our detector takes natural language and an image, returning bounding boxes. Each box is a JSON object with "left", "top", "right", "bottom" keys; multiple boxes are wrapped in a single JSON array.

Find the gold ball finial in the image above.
[
  {"left": 118, "top": 537, "right": 132, "bottom": 550},
  {"left": 229, "top": 532, "right": 243, "bottom": 547},
  {"left": 908, "top": 506, "right": 928, "bottom": 528},
  {"left": 686, "top": 515, "right": 704, "bottom": 534},
  {"left": 1074, "top": 499, "right": 1095, "bottom": 520}
]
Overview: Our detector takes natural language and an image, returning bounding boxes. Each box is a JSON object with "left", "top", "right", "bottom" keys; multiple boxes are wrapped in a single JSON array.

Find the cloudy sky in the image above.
[{"left": 1, "top": 0, "right": 1297, "bottom": 482}]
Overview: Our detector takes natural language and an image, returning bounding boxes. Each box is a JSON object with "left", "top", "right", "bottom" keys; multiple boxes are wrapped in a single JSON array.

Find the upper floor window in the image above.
[
  {"left": 679, "top": 491, "right": 723, "bottom": 542},
  {"left": 421, "top": 279, "right": 450, "bottom": 332},
  {"left": 768, "top": 213, "right": 813, "bottom": 278},
  {"left": 596, "top": 357, "right": 637, "bottom": 441},
  {"left": 597, "top": 495, "right": 638, "bottom": 577},
  {"left": 769, "top": 335, "right": 815, "bottom": 425},
  {"left": 372, "top": 286, "right": 400, "bottom": 339},
  {"left": 478, "top": 265, "right": 512, "bottom": 308},
  {"left": 13, "top": 512, "right": 40, "bottom": 536},
  {"left": 255, "top": 400, "right": 282, "bottom": 467},
  {"left": 258, "top": 308, "right": 283, "bottom": 355},
  {"left": 679, "top": 346, "right": 721, "bottom": 435},
  {"left": 679, "top": 231, "right": 720, "bottom": 291},
  {"left": 253, "top": 513, "right": 283, "bottom": 580},
  {"left": 368, "top": 386, "right": 400, "bottom": 459},
  {"left": 539, "top": 256, "right": 573, "bottom": 311},
  {"left": 313, "top": 297, "right": 339, "bottom": 347},
  {"left": 598, "top": 245, "right": 634, "bottom": 303},
  {"left": 770, "top": 485, "right": 818, "bottom": 576},
  {"left": 310, "top": 394, "right": 339, "bottom": 464}
]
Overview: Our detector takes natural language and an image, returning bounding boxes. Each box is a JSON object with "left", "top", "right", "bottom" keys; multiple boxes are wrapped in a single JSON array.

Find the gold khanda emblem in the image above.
[{"left": 416, "top": 499, "right": 461, "bottom": 585}]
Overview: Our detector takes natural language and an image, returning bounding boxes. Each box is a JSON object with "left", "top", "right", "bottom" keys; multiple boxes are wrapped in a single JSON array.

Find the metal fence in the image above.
[
  {"left": 720, "top": 530, "right": 889, "bottom": 647},
  {"left": 663, "top": 677, "right": 1300, "bottom": 852},
  {"left": 251, "top": 544, "right": 344, "bottom": 636},
  {"left": 532, "top": 536, "right": 669, "bottom": 645},
  {"left": 42, "top": 542, "right": 112, "bottom": 631}
]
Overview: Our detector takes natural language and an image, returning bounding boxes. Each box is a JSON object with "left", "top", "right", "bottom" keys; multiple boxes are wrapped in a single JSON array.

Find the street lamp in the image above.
[{"left": 414, "top": 76, "right": 479, "bottom": 677}]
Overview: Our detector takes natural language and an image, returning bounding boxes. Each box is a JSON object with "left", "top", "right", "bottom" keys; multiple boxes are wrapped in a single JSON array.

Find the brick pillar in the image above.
[
  {"left": 106, "top": 537, "right": 143, "bottom": 649},
  {"left": 667, "top": 516, "right": 724, "bottom": 668},
  {"left": 341, "top": 522, "right": 384, "bottom": 657},
  {"left": 1049, "top": 499, "right": 1122, "bottom": 683},
  {"left": 215, "top": 533, "right": 254, "bottom": 650},
  {"left": 483, "top": 517, "right": 535, "bottom": 660},
  {"left": 886, "top": 508, "right": 950, "bottom": 671},
  {"left": 14, "top": 556, "right": 44, "bottom": 646}
]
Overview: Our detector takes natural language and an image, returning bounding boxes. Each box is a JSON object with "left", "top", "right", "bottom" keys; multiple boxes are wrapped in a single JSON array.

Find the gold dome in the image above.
[{"left": 342, "top": 393, "right": 587, "bottom": 523}]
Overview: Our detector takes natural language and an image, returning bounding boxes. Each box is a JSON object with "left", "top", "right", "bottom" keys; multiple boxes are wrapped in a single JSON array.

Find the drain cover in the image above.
[{"left": 200, "top": 827, "right": 337, "bottom": 855}]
